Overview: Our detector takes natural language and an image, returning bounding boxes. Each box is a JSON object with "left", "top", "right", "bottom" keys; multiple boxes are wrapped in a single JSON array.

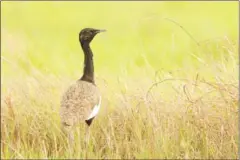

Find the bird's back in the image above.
[{"left": 60, "top": 80, "right": 101, "bottom": 126}]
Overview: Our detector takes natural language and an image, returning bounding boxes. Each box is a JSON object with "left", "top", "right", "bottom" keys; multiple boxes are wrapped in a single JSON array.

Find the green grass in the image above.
[{"left": 1, "top": 1, "right": 239, "bottom": 159}]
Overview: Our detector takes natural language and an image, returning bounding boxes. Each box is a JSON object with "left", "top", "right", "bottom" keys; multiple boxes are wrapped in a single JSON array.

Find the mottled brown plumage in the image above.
[
  {"left": 60, "top": 80, "right": 100, "bottom": 126},
  {"left": 60, "top": 28, "right": 105, "bottom": 148}
]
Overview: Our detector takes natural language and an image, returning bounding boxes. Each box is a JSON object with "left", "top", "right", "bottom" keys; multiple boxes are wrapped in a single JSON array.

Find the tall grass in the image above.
[{"left": 1, "top": 1, "right": 239, "bottom": 159}]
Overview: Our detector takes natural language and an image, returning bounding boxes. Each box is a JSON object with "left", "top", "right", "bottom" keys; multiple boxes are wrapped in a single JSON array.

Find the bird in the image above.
[{"left": 60, "top": 28, "right": 106, "bottom": 149}]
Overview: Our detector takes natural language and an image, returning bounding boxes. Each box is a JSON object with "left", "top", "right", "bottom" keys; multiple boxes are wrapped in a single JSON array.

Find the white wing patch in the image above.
[{"left": 86, "top": 96, "right": 101, "bottom": 120}]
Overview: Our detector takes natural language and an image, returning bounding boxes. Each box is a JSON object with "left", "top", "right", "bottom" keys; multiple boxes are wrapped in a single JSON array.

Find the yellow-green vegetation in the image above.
[{"left": 1, "top": 1, "right": 238, "bottom": 159}]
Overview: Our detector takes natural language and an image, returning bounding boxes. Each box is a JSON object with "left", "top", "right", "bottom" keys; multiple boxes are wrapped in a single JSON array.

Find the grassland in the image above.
[{"left": 1, "top": 1, "right": 239, "bottom": 159}]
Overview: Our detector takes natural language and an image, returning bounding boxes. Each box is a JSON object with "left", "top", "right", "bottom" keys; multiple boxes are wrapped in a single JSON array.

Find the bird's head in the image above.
[{"left": 79, "top": 28, "right": 106, "bottom": 44}]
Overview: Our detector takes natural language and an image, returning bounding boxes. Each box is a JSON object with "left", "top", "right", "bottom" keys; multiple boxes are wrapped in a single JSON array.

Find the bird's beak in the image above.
[{"left": 96, "top": 29, "right": 106, "bottom": 33}]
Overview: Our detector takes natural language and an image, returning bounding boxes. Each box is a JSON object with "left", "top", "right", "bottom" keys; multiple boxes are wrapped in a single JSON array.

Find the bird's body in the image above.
[
  {"left": 60, "top": 28, "right": 105, "bottom": 149},
  {"left": 60, "top": 80, "right": 101, "bottom": 127}
]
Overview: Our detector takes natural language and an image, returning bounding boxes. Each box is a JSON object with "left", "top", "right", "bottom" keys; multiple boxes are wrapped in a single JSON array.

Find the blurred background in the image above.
[
  {"left": 1, "top": 1, "right": 238, "bottom": 159},
  {"left": 2, "top": 2, "right": 238, "bottom": 80}
]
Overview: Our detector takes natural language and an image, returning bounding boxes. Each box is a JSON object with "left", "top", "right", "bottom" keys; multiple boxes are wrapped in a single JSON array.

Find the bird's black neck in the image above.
[{"left": 80, "top": 42, "right": 95, "bottom": 84}]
